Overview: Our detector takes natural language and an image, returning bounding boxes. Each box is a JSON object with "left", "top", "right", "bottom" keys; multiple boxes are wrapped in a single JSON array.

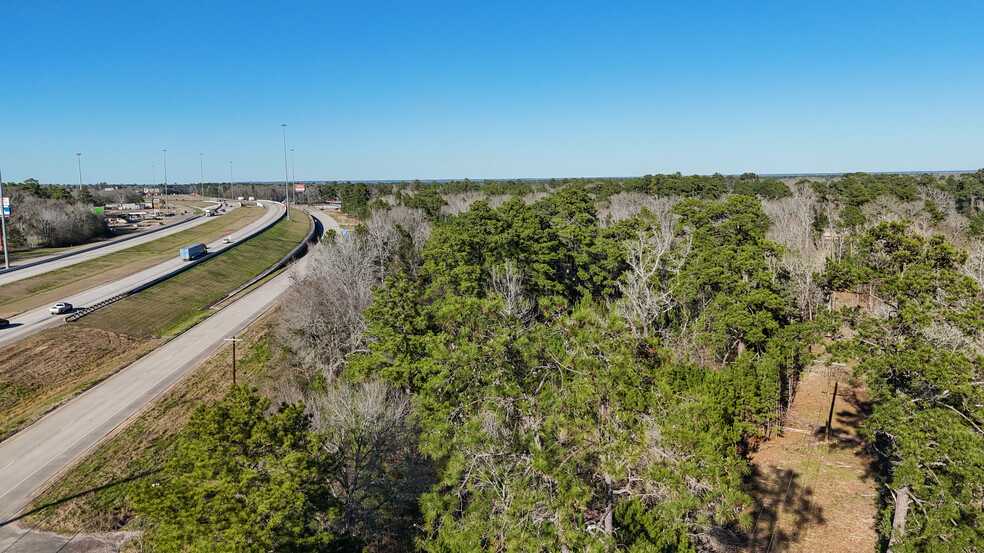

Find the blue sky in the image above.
[{"left": 2, "top": 1, "right": 982, "bottom": 184}]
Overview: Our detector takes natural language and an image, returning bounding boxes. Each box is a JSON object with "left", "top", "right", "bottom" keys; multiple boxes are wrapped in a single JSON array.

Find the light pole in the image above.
[
  {"left": 76, "top": 152, "right": 82, "bottom": 196},
  {"left": 290, "top": 148, "right": 296, "bottom": 206},
  {"left": 229, "top": 161, "right": 233, "bottom": 184},
  {"left": 162, "top": 149, "right": 168, "bottom": 209},
  {"left": 0, "top": 167, "right": 9, "bottom": 270},
  {"left": 152, "top": 165, "right": 156, "bottom": 185},
  {"left": 200, "top": 153, "right": 204, "bottom": 197},
  {"left": 281, "top": 123, "right": 290, "bottom": 220}
]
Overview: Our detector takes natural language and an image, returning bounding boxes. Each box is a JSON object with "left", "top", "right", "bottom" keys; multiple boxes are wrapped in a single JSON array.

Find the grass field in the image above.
[
  {"left": 80, "top": 209, "right": 308, "bottom": 338},
  {"left": 22, "top": 314, "right": 278, "bottom": 534},
  {"left": 0, "top": 209, "right": 308, "bottom": 442},
  {"left": 5, "top": 245, "right": 76, "bottom": 264},
  {"left": 0, "top": 206, "right": 265, "bottom": 317}
]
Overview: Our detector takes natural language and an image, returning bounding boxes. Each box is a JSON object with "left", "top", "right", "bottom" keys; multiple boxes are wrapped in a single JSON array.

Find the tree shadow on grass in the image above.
[
  {"left": 826, "top": 387, "right": 883, "bottom": 481},
  {"left": 0, "top": 470, "right": 155, "bottom": 529},
  {"left": 745, "top": 464, "right": 825, "bottom": 552}
]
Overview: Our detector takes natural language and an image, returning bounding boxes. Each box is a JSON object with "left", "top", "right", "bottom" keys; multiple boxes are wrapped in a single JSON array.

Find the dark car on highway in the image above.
[{"left": 0, "top": 318, "right": 9, "bottom": 328}]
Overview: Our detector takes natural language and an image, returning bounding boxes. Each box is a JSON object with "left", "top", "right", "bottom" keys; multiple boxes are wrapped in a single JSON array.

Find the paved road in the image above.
[
  {"left": 0, "top": 203, "right": 222, "bottom": 287},
  {"left": 304, "top": 207, "right": 344, "bottom": 235},
  {"left": 0, "top": 202, "right": 284, "bottom": 349},
  {"left": 0, "top": 253, "right": 308, "bottom": 552}
]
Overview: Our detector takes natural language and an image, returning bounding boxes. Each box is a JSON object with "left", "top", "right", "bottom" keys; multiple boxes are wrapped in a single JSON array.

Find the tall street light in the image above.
[
  {"left": 162, "top": 149, "right": 168, "bottom": 209},
  {"left": 200, "top": 153, "right": 205, "bottom": 197},
  {"left": 229, "top": 161, "right": 233, "bottom": 184},
  {"left": 281, "top": 123, "right": 290, "bottom": 220},
  {"left": 76, "top": 152, "right": 83, "bottom": 195},
  {"left": 0, "top": 167, "right": 9, "bottom": 270},
  {"left": 290, "top": 148, "right": 296, "bottom": 206}
]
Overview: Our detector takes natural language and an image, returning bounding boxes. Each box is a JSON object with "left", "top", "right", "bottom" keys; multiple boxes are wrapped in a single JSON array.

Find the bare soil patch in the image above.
[{"left": 746, "top": 363, "right": 878, "bottom": 553}]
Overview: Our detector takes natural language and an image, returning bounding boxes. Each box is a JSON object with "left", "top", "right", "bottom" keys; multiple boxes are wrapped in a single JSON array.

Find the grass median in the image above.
[
  {"left": 0, "top": 206, "right": 265, "bottom": 317},
  {"left": 0, "top": 209, "right": 309, "bottom": 442}
]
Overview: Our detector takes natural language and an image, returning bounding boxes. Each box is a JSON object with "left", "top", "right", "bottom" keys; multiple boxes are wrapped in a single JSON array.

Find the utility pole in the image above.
[
  {"left": 825, "top": 381, "right": 839, "bottom": 441},
  {"left": 224, "top": 335, "right": 243, "bottom": 386},
  {"left": 200, "top": 153, "right": 204, "bottom": 197}
]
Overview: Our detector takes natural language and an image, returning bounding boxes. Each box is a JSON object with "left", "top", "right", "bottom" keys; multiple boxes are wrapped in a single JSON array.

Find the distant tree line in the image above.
[{"left": 1, "top": 178, "right": 108, "bottom": 249}]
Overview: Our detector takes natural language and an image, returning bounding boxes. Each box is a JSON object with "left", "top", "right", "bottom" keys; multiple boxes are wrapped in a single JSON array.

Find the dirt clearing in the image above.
[{"left": 746, "top": 362, "right": 879, "bottom": 553}]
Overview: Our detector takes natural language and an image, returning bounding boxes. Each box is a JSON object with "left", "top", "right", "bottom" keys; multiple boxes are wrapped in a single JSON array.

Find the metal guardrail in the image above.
[
  {"left": 64, "top": 292, "right": 132, "bottom": 322},
  {"left": 203, "top": 213, "right": 317, "bottom": 309},
  {"left": 63, "top": 202, "right": 287, "bottom": 322},
  {"left": 0, "top": 214, "right": 204, "bottom": 275}
]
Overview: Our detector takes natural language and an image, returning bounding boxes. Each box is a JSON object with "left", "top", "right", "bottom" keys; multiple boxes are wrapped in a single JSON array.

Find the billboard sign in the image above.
[
  {"left": 2, "top": 197, "right": 9, "bottom": 217},
  {"left": 294, "top": 183, "right": 305, "bottom": 192}
]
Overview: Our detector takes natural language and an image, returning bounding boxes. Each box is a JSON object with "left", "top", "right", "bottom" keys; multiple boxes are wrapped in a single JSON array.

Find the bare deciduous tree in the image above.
[
  {"left": 598, "top": 192, "right": 678, "bottom": 227},
  {"left": 280, "top": 237, "right": 377, "bottom": 384},
  {"left": 616, "top": 218, "right": 690, "bottom": 337},
  {"left": 963, "top": 239, "right": 984, "bottom": 290},
  {"left": 441, "top": 191, "right": 488, "bottom": 217},
  {"left": 279, "top": 207, "right": 431, "bottom": 385},
  {"left": 489, "top": 260, "right": 531, "bottom": 320},
  {"left": 761, "top": 188, "right": 829, "bottom": 320},
  {"left": 308, "top": 377, "right": 429, "bottom": 549}
]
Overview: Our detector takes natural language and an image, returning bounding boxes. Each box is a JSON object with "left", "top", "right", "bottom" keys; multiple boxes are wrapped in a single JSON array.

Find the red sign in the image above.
[{"left": 294, "top": 183, "right": 305, "bottom": 192}]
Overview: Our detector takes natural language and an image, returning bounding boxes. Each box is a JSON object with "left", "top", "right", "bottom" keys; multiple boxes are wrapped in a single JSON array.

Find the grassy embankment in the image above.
[
  {"left": 0, "top": 206, "right": 265, "bottom": 318},
  {"left": 0, "top": 209, "right": 309, "bottom": 442},
  {"left": 22, "top": 314, "right": 278, "bottom": 534}
]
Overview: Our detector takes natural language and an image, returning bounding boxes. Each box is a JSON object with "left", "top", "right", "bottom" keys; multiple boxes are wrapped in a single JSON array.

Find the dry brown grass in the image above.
[
  {"left": 0, "top": 326, "right": 162, "bottom": 442},
  {"left": 746, "top": 362, "right": 878, "bottom": 553}
]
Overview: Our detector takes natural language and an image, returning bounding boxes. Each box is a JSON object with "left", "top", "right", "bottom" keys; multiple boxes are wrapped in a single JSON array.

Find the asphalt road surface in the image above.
[
  {"left": 0, "top": 252, "right": 307, "bottom": 551},
  {"left": 0, "top": 201, "right": 283, "bottom": 349},
  {"left": 304, "top": 206, "right": 345, "bottom": 235}
]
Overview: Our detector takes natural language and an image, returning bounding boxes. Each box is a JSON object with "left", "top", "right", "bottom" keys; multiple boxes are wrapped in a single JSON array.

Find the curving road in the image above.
[
  {"left": 0, "top": 202, "right": 223, "bottom": 287},
  {"left": 303, "top": 206, "right": 344, "bottom": 235},
  {"left": 0, "top": 201, "right": 284, "bottom": 349},
  {"left": 0, "top": 254, "right": 308, "bottom": 551}
]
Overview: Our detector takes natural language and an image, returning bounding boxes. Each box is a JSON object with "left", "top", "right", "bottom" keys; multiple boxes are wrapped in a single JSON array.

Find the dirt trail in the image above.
[{"left": 746, "top": 362, "right": 879, "bottom": 553}]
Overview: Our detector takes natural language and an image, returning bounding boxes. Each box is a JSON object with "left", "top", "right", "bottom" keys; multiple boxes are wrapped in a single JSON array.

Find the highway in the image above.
[
  {"left": 0, "top": 201, "right": 284, "bottom": 349},
  {"left": 0, "top": 254, "right": 307, "bottom": 551},
  {"left": 304, "top": 206, "right": 345, "bottom": 235},
  {"left": 0, "top": 203, "right": 223, "bottom": 287}
]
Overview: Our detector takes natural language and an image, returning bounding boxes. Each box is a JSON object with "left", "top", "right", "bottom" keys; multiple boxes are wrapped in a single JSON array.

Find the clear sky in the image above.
[{"left": 2, "top": 0, "right": 982, "bottom": 185}]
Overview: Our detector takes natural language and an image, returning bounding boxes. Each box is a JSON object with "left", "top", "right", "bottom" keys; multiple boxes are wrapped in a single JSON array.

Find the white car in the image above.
[{"left": 50, "top": 302, "right": 73, "bottom": 315}]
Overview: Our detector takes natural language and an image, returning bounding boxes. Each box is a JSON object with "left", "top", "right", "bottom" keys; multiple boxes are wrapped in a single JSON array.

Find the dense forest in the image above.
[{"left": 39, "top": 170, "right": 984, "bottom": 551}]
